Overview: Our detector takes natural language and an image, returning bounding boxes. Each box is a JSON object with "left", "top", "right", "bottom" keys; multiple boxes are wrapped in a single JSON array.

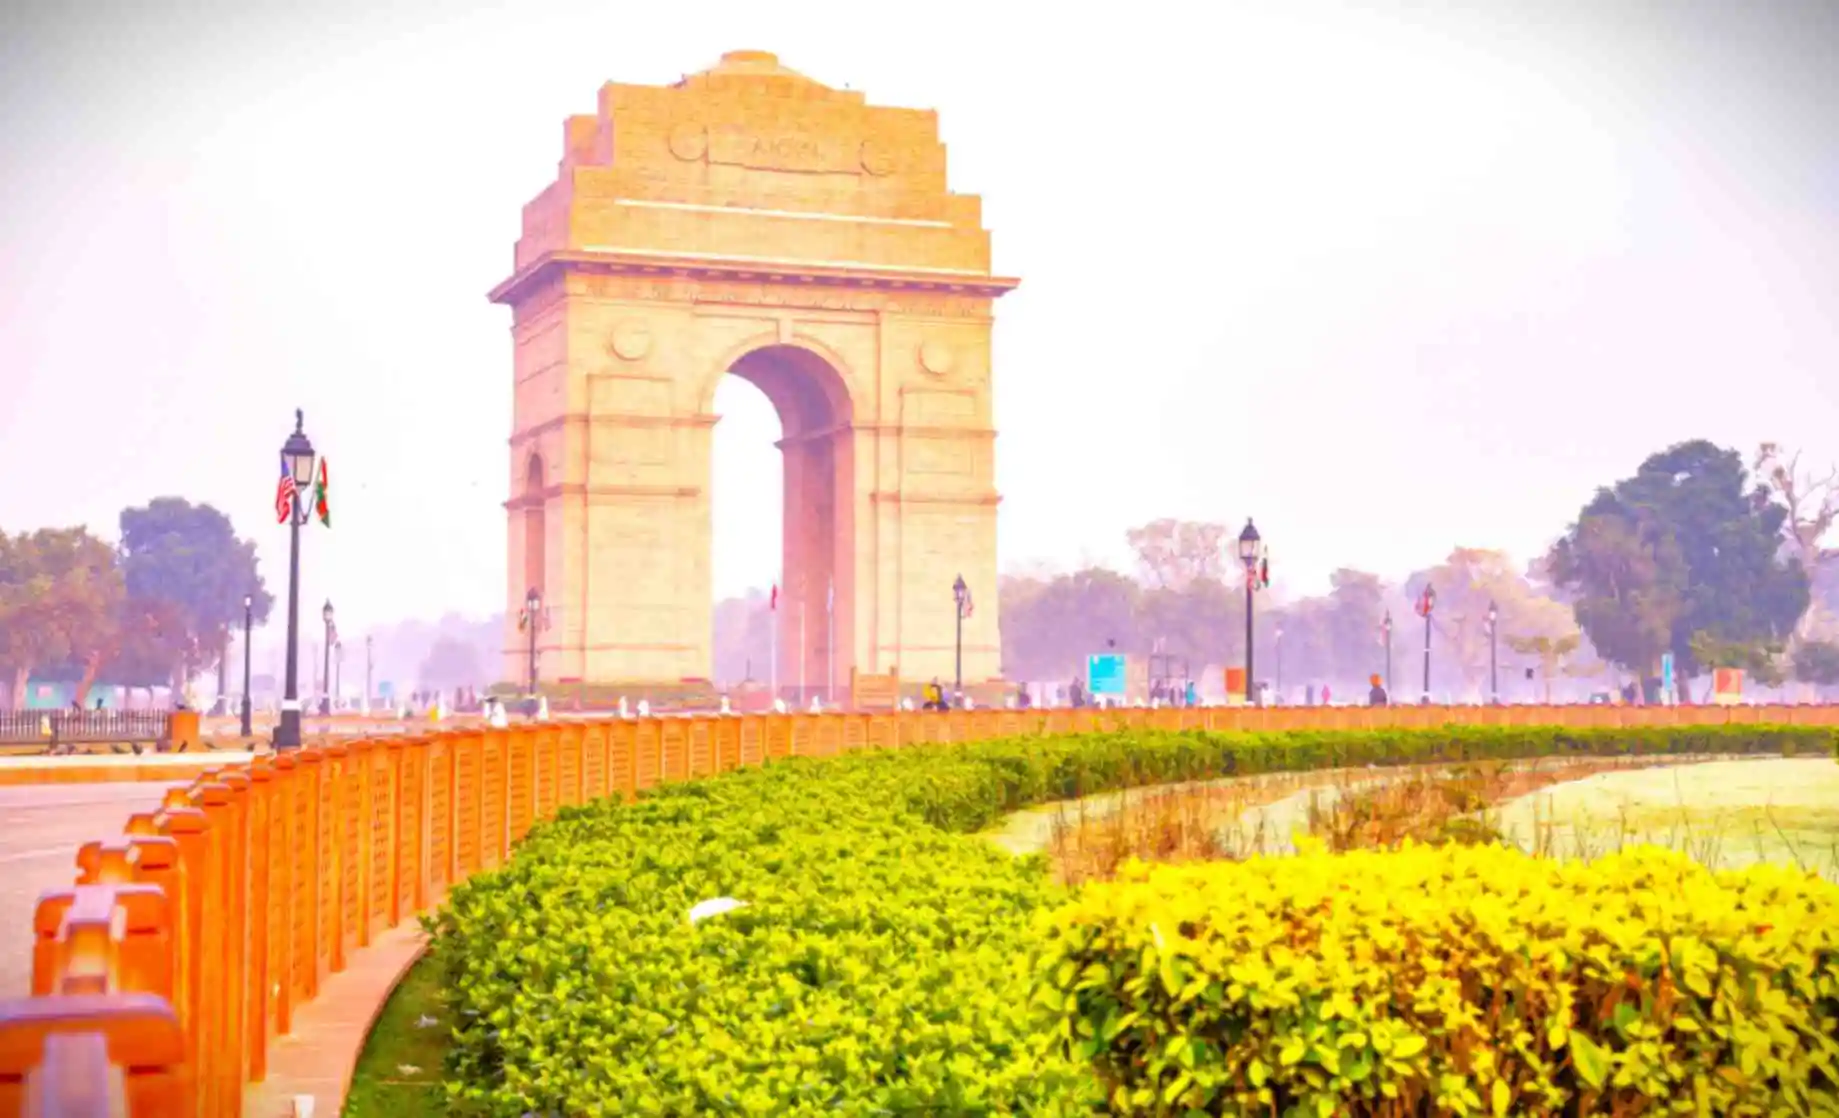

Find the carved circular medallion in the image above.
[
  {"left": 669, "top": 122, "right": 708, "bottom": 162},
  {"left": 860, "top": 139, "right": 894, "bottom": 177},
  {"left": 917, "top": 339, "right": 955, "bottom": 376},
  {"left": 611, "top": 321, "right": 652, "bottom": 362}
]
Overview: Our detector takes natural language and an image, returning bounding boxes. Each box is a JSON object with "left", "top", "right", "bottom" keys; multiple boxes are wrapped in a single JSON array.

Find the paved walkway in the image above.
[
  {"left": 245, "top": 922, "right": 427, "bottom": 1118},
  {"left": 0, "top": 782, "right": 181, "bottom": 997}
]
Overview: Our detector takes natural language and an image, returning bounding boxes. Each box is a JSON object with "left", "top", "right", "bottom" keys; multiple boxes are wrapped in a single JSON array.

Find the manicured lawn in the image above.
[
  {"left": 1492, "top": 756, "right": 1839, "bottom": 879},
  {"left": 340, "top": 953, "right": 450, "bottom": 1118}
]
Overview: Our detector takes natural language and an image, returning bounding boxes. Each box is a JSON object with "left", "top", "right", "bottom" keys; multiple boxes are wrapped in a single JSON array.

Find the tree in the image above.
[
  {"left": 1548, "top": 513, "right": 1685, "bottom": 679},
  {"left": 1404, "top": 548, "right": 1578, "bottom": 699},
  {"left": 1001, "top": 567, "right": 1142, "bottom": 682},
  {"left": 1755, "top": 443, "right": 1839, "bottom": 641},
  {"left": 1549, "top": 441, "right": 1809, "bottom": 682},
  {"left": 0, "top": 527, "right": 124, "bottom": 706},
  {"left": 418, "top": 636, "right": 484, "bottom": 692},
  {"left": 117, "top": 499, "right": 274, "bottom": 686},
  {"left": 1124, "top": 520, "right": 1228, "bottom": 590},
  {"left": 1506, "top": 633, "right": 1584, "bottom": 703},
  {"left": 1689, "top": 632, "right": 1788, "bottom": 689},
  {"left": 1791, "top": 640, "right": 1839, "bottom": 693},
  {"left": 1322, "top": 569, "right": 1388, "bottom": 685}
]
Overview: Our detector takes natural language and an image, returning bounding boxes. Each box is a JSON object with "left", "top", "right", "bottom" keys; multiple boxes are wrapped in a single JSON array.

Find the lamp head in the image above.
[
  {"left": 1237, "top": 519, "right": 1261, "bottom": 566},
  {"left": 282, "top": 411, "right": 316, "bottom": 493}
]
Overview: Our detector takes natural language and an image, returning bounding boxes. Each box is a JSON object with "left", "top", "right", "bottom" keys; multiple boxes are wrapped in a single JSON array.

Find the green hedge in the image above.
[
  {"left": 428, "top": 724, "right": 1839, "bottom": 1116},
  {"left": 1035, "top": 844, "right": 1839, "bottom": 1115}
]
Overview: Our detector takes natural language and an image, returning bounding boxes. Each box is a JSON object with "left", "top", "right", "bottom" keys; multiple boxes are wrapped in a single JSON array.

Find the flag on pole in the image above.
[
  {"left": 1259, "top": 557, "right": 1270, "bottom": 589},
  {"left": 960, "top": 583, "right": 975, "bottom": 619},
  {"left": 314, "top": 459, "right": 331, "bottom": 527},
  {"left": 1416, "top": 585, "right": 1436, "bottom": 617},
  {"left": 770, "top": 584, "right": 779, "bottom": 611},
  {"left": 275, "top": 453, "right": 297, "bottom": 524}
]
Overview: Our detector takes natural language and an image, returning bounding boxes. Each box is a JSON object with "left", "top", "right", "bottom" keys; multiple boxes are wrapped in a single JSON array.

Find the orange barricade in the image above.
[
  {"left": 31, "top": 885, "right": 172, "bottom": 999},
  {"left": 0, "top": 994, "right": 190, "bottom": 1116}
]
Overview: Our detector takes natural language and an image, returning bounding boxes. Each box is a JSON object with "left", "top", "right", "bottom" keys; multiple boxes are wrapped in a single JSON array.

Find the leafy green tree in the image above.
[
  {"left": 117, "top": 499, "right": 274, "bottom": 685},
  {"left": 0, "top": 527, "right": 125, "bottom": 706},
  {"left": 1790, "top": 640, "right": 1839, "bottom": 692},
  {"left": 1549, "top": 441, "right": 1809, "bottom": 683},
  {"left": 1688, "top": 632, "right": 1789, "bottom": 689}
]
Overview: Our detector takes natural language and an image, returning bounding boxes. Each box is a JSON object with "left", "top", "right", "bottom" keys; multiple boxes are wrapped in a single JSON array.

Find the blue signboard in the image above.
[
  {"left": 1087, "top": 653, "right": 1127, "bottom": 697},
  {"left": 1660, "top": 653, "right": 1674, "bottom": 703},
  {"left": 378, "top": 680, "right": 396, "bottom": 700}
]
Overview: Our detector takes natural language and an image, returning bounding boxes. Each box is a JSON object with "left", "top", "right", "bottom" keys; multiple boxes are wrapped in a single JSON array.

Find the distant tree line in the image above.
[
  {"left": 0, "top": 499, "right": 273, "bottom": 705},
  {"left": 713, "top": 439, "right": 1839, "bottom": 700}
]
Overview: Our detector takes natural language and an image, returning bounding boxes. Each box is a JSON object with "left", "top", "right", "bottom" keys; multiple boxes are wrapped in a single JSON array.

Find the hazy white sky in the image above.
[{"left": 2, "top": 0, "right": 1834, "bottom": 641}]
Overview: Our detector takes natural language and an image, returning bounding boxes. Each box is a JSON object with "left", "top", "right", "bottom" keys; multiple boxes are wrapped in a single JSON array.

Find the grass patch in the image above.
[{"left": 340, "top": 952, "right": 451, "bottom": 1118}]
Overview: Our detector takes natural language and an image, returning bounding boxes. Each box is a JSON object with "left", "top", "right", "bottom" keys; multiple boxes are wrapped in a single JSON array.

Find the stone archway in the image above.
[{"left": 493, "top": 50, "right": 1018, "bottom": 690}]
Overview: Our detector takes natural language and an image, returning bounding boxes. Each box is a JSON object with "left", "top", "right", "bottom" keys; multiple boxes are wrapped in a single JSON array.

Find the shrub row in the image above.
[
  {"left": 1035, "top": 843, "right": 1839, "bottom": 1116},
  {"left": 429, "top": 724, "right": 1839, "bottom": 1116}
]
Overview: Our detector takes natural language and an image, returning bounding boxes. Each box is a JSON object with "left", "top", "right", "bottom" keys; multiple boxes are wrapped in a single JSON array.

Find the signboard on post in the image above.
[
  {"left": 1660, "top": 653, "right": 1675, "bottom": 705},
  {"left": 1711, "top": 667, "right": 1743, "bottom": 706},
  {"left": 850, "top": 667, "right": 901, "bottom": 712},
  {"left": 1087, "top": 653, "right": 1127, "bottom": 698}
]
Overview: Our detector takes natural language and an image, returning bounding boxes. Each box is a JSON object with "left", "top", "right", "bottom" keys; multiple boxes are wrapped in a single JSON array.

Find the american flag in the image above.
[
  {"left": 960, "top": 583, "right": 975, "bottom": 619},
  {"left": 274, "top": 453, "right": 297, "bottom": 525}
]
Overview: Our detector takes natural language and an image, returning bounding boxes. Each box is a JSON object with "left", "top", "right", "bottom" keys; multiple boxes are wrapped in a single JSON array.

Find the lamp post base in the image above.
[
  {"left": 275, "top": 707, "right": 303, "bottom": 750},
  {"left": 239, "top": 698, "right": 253, "bottom": 739}
]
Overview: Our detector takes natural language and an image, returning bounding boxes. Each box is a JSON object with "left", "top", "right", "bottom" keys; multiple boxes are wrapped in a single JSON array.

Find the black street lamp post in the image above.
[
  {"left": 524, "top": 587, "right": 542, "bottom": 699},
  {"left": 320, "top": 601, "right": 335, "bottom": 715},
  {"left": 1238, "top": 519, "right": 1261, "bottom": 705},
  {"left": 240, "top": 593, "right": 254, "bottom": 738},
  {"left": 275, "top": 411, "right": 316, "bottom": 752},
  {"left": 951, "top": 575, "right": 968, "bottom": 703},
  {"left": 1487, "top": 599, "right": 1499, "bottom": 704},
  {"left": 1381, "top": 610, "right": 1393, "bottom": 700}
]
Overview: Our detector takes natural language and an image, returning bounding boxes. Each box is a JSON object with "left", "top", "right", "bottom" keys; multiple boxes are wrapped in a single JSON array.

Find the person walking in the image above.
[{"left": 1367, "top": 674, "right": 1388, "bottom": 706}]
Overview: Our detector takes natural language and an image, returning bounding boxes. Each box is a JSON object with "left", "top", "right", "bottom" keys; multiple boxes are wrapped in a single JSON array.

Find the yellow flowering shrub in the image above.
[{"left": 1034, "top": 841, "right": 1839, "bottom": 1115}]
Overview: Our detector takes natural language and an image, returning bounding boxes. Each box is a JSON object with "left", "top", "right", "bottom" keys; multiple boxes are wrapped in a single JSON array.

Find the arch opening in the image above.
[{"left": 709, "top": 344, "right": 853, "bottom": 705}]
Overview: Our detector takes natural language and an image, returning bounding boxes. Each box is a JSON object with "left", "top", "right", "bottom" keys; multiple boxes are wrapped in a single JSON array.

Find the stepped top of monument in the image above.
[
  {"left": 690, "top": 50, "right": 815, "bottom": 82},
  {"left": 487, "top": 50, "right": 1019, "bottom": 305},
  {"left": 665, "top": 49, "right": 860, "bottom": 104}
]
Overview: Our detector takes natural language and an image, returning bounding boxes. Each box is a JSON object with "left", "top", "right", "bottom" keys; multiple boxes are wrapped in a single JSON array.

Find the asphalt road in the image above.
[{"left": 0, "top": 782, "right": 179, "bottom": 998}]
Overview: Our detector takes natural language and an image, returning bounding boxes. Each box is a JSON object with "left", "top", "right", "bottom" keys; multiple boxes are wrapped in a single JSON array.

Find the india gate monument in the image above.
[{"left": 490, "top": 50, "right": 1016, "bottom": 692}]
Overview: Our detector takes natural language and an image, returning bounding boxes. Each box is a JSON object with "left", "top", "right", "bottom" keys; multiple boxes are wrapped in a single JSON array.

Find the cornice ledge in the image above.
[{"left": 489, "top": 248, "right": 1020, "bottom": 306}]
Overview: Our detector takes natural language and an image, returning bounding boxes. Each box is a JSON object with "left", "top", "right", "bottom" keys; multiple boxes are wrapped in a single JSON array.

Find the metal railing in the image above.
[{"left": 0, "top": 710, "right": 171, "bottom": 745}]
